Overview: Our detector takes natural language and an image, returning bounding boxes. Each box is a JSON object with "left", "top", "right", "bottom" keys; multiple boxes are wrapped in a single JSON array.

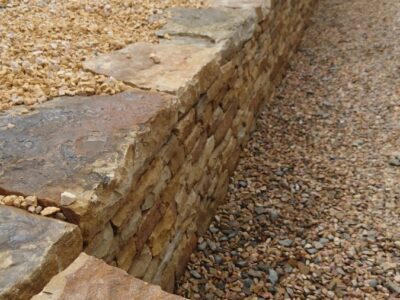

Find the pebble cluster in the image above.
[
  {"left": 177, "top": 0, "right": 400, "bottom": 298},
  {"left": 0, "top": 195, "right": 66, "bottom": 220},
  {"left": 0, "top": 0, "right": 204, "bottom": 111}
]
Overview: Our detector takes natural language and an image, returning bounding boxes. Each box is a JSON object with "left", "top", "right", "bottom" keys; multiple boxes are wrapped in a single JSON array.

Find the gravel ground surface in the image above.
[
  {"left": 177, "top": 0, "right": 400, "bottom": 299},
  {"left": 0, "top": 0, "right": 203, "bottom": 111}
]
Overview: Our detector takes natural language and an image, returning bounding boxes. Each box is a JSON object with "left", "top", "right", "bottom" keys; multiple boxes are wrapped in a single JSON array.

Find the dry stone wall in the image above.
[
  {"left": 0, "top": 0, "right": 317, "bottom": 297},
  {"left": 82, "top": 0, "right": 317, "bottom": 291}
]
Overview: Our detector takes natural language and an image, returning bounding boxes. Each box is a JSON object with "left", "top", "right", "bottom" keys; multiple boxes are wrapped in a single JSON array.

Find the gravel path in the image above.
[
  {"left": 177, "top": 0, "right": 400, "bottom": 299},
  {"left": 0, "top": 0, "right": 203, "bottom": 111}
]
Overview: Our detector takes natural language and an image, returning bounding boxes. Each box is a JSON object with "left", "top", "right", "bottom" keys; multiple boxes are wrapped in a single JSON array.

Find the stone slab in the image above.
[
  {"left": 32, "top": 253, "right": 186, "bottom": 300},
  {"left": 207, "top": 0, "right": 271, "bottom": 22},
  {"left": 156, "top": 7, "right": 255, "bottom": 43},
  {"left": 0, "top": 90, "right": 174, "bottom": 240},
  {"left": 83, "top": 42, "right": 219, "bottom": 94},
  {"left": 0, "top": 206, "right": 82, "bottom": 300}
]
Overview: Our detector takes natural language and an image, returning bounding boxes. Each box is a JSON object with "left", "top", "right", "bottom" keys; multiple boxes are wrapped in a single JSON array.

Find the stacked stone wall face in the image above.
[{"left": 83, "top": 0, "right": 317, "bottom": 291}]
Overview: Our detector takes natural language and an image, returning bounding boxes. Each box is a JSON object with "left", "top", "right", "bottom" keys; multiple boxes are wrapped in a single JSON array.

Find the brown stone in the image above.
[
  {"left": 174, "top": 109, "right": 196, "bottom": 143},
  {"left": 0, "top": 91, "right": 174, "bottom": 242},
  {"left": 84, "top": 42, "right": 219, "bottom": 95},
  {"left": 32, "top": 253, "right": 186, "bottom": 300},
  {"left": 116, "top": 236, "right": 137, "bottom": 271},
  {"left": 129, "top": 245, "right": 153, "bottom": 279},
  {"left": 84, "top": 222, "right": 114, "bottom": 259},
  {"left": 149, "top": 201, "right": 177, "bottom": 257},
  {"left": 0, "top": 206, "right": 82, "bottom": 300}
]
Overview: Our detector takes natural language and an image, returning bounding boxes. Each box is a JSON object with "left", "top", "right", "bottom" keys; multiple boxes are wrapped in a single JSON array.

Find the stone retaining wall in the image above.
[
  {"left": 0, "top": 0, "right": 317, "bottom": 297},
  {"left": 83, "top": 0, "right": 317, "bottom": 291}
]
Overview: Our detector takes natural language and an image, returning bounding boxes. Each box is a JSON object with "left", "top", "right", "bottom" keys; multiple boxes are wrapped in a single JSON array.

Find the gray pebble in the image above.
[
  {"left": 279, "top": 239, "right": 293, "bottom": 247},
  {"left": 269, "top": 269, "right": 279, "bottom": 285},
  {"left": 190, "top": 270, "right": 202, "bottom": 279}
]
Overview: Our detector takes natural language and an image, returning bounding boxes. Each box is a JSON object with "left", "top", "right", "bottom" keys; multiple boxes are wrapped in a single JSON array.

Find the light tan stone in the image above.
[
  {"left": 128, "top": 245, "right": 153, "bottom": 279},
  {"left": 33, "top": 253, "right": 186, "bottom": 300},
  {"left": 84, "top": 222, "right": 114, "bottom": 259}
]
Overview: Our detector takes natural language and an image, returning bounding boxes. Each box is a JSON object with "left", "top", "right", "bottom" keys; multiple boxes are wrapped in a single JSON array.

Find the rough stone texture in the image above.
[
  {"left": 1, "top": 0, "right": 317, "bottom": 295},
  {"left": 0, "top": 206, "right": 82, "bottom": 300},
  {"left": 156, "top": 7, "right": 256, "bottom": 43},
  {"left": 0, "top": 90, "right": 175, "bottom": 240},
  {"left": 83, "top": 42, "right": 219, "bottom": 94},
  {"left": 32, "top": 253, "right": 186, "bottom": 300}
]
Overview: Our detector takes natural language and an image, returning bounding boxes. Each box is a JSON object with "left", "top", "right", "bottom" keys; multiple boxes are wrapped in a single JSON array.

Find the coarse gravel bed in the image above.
[
  {"left": 177, "top": 0, "right": 400, "bottom": 299},
  {"left": 0, "top": 0, "right": 203, "bottom": 111}
]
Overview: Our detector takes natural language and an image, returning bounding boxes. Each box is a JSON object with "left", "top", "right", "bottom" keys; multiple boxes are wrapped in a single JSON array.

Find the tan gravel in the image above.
[
  {"left": 0, "top": 0, "right": 204, "bottom": 111},
  {"left": 177, "top": 0, "right": 400, "bottom": 299}
]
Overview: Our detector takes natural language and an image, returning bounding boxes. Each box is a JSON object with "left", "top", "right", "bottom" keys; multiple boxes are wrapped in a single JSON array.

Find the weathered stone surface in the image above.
[
  {"left": 32, "top": 253, "right": 186, "bottom": 300},
  {"left": 0, "top": 206, "right": 82, "bottom": 300},
  {"left": 84, "top": 222, "right": 113, "bottom": 259},
  {"left": 84, "top": 42, "right": 219, "bottom": 94},
  {"left": 0, "top": 90, "right": 174, "bottom": 241},
  {"left": 157, "top": 7, "right": 255, "bottom": 43},
  {"left": 129, "top": 245, "right": 153, "bottom": 278},
  {"left": 208, "top": 0, "right": 271, "bottom": 21}
]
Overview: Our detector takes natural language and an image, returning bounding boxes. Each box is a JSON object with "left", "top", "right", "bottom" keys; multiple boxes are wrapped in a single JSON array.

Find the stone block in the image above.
[
  {"left": 0, "top": 206, "right": 82, "bottom": 300},
  {"left": 149, "top": 201, "right": 177, "bottom": 257},
  {"left": 32, "top": 253, "right": 186, "bottom": 300},
  {"left": 157, "top": 7, "right": 255, "bottom": 44},
  {"left": 84, "top": 42, "right": 219, "bottom": 96},
  {"left": 128, "top": 245, "right": 153, "bottom": 279},
  {"left": 0, "top": 91, "right": 174, "bottom": 242},
  {"left": 116, "top": 236, "right": 137, "bottom": 271},
  {"left": 84, "top": 222, "right": 113, "bottom": 259}
]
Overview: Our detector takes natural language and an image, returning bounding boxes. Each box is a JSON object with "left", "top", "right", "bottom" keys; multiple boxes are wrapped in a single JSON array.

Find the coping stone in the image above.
[
  {"left": 83, "top": 42, "right": 219, "bottom": 95},
  {"left": 0, "top": 90, "right": 174, "bottom": 240}
]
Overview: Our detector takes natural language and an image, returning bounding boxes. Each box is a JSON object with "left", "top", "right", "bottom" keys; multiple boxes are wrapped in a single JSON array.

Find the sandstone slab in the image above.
[
  {"left": 32, "top": 253, "right": 186, "bottom": 300},
  {"left": 0, "top": 90, "right": 174, "bottom": 240},
  {"left": 156, "top": 7, "right": 255, "bottom": 43},
  {"left": 83, "top": 42, "right": 219, "bottom": 94},
  {"left": 0, "top": 206, "right": 82, "bottom": 300}
]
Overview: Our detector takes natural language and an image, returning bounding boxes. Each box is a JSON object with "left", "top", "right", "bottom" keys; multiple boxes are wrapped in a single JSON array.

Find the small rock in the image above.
[
  {"left": 268, "top": 209, "right": 279, "bottom": 221},
  {"left": 387, "top": 281, "right": 400, "bottom": 294},
  {"left": 60, "top": 191, "right": 77, "bottom": 206},
  {"left": 35, "top": 205, "right": 43, "bottom": 214},
  {"left": 28, "top": 205, "right": 36, "bottom": 213},
  {"left": 40, "top": 206, "right": 60, "bottom": 216},
  {"left": 278, "top": 239, "right": 293, "bottom": 247},
  {"left": 3, "top": 196, "right": 14, "bottom": 206},
  {"left": 214, "top": 255, "right": 223, "bottom": 265},
  {"left": 268, "top": 269, "right": 278, "bottom": 285},
  {"left": 389, "top": 155, "right": 400, "bottom": 166},
  {"left": 243, "top": 278, "right": 253, "bottom": 289},
  {"left": 55, "top": 212, "right": 66, "bottom": 220},
  {"left": 248, "top": 269, "right": 263, "bottom": 278},
  {"left": 368, "top": 279, "right": 378, "bottom": 288},
  {"left": 208, "top": 240, "right": 217, "bottom": 251},
  {"left": 313, "top": 241, "right": 324, "bottom": 250},
  {"left": 237, "top": 180, "right": 248, "bottom": 188},
  {"left": 306, "top": 248, "right": 318, "bottom": 254},
  {"left": 190, "top": 270, "right": 202, "bottom": 279},
  {"left": 25, "top": 195, "right": 38, "bottom": 206},
  {"left": 197, "top": 241, "right": 207, "bottom": 251},
  {"left": 149, "top": 53, "right": 161, "bottom": 64},
  {"left": 236, "top": 260, "right": 248, "bottom": 268},
  {"left": 327, "top": 291, "right": 335, "bottom": 298}
]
